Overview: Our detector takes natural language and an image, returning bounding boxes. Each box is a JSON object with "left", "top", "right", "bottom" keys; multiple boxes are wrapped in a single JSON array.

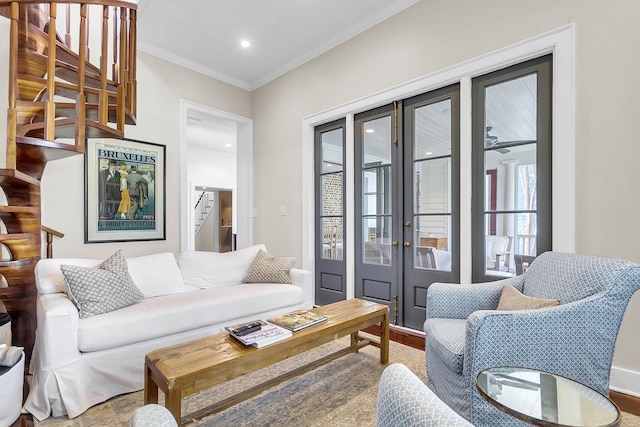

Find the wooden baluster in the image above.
[
  {"left": 111, "top": 6, "right": 117, "bottom": 82},
  {"left": 75, "top": 3, "right": 87, "bottom": 147},
  {"left": 127, "top": 8, "right": 136, "bottom": 117},
  {"left": 98, "top": 5, "right": 108, "bottom": 125},
  {"left": 44, "top": 2, "right": 57, "bottom": 141},
  {"left": 116, "top": 6, "right": 126, "bottom": 132},
  {"left": 6, "top": 1, "right": 18, "bottom": 170},
  {"left": 65, "top": 3, "right": 71, "bottom": 46},
  {"left": 85, "top": 4, "right": 90, "bottom": 61}
]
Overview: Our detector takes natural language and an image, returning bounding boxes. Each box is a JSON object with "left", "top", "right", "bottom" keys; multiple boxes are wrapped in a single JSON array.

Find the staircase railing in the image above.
[{"left": 41, "top": 225, "right": 63, "bottom": 258}]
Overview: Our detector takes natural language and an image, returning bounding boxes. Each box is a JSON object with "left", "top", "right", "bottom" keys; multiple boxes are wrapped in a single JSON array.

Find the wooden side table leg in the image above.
[
  {"left": 165, "top": 389, "right": 182, "bottom": 426},
  {"left": 144, "top": 363, "right": 158, "bottom": 404},
  {"left": 351, "top": 332, "right": 359, "bottom": 352},
  {"left": 379, "top": 310, "right": 389, "bottom": 364}
]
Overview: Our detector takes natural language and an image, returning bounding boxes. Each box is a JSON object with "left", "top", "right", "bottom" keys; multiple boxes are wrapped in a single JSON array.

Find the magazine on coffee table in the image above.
[
  {"left": 267, "top": 310, "right": 328, "bottom": 332},
  {"left": 225, "top": 320, "right": 292, "bottom": 348}
]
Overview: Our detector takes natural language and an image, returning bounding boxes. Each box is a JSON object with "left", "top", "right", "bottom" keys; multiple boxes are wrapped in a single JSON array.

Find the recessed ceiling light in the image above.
[
  {"left": 425, "top": 151, "right": 433, "bottom": 156},
  {"left": 365, "top": 129, "right": 374, "bottom": 133},
  {"left": 225, "top": 143, "right": 232, "bottom": 147},
  {"left": 240, "top": 40, "right": 251, "bottom": 48}
]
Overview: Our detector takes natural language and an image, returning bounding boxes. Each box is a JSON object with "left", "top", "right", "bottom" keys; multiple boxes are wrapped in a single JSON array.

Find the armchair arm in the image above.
[
  {"left": 289, "top": 268, "right": 313, "bottom": 308},
  {"left": 376, "top": 363, "right": 472, "bottom": 427},
  {"left": 464, "top": 293, "right": 617, "bottom": 396},
  {"left": 426, "top": 275, "right": 524, "bottom": 319},
  {"left": 35, "top": 293, "right": 81, "bottom": 370}
]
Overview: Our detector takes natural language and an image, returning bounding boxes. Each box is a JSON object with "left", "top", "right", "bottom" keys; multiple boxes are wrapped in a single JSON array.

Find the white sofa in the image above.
[{"left": 23, "top": 244, "right": 312, "bottom": 420}]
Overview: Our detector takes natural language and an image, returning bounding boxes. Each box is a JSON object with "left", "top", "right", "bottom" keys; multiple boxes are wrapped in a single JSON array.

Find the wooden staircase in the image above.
[{"left": 0, "top": 0, "right": 137, "bottom": 363}]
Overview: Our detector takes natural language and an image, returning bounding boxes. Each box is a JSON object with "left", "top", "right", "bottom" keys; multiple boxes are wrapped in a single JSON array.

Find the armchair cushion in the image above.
[
  {"left": 423, "top": 319, "right": 466, "bottom": 373},
  {"left": 497, "top": 285, "right": 559, "bottom": 310}
]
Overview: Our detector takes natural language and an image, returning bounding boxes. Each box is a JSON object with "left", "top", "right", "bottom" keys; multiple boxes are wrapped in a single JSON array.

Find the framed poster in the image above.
[{"left": 85, "top": 137, "right": 166, "bottom": 243}]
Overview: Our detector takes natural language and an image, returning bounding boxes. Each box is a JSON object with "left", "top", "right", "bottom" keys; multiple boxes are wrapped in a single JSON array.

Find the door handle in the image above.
[
  {"left": 391, "top": 241, "right": 399, "bottom": 247},
  {"left": 404, "top": 221, "right": 411, "bottom": 227},
  {"left": 403, "top": 242, "right": 411, "bottom": 247}
]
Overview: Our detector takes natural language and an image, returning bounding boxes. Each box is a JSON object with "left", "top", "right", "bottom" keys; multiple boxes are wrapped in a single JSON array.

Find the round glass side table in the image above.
[{"left": 476, "top": 367, "right": 620, "bottom": 427}]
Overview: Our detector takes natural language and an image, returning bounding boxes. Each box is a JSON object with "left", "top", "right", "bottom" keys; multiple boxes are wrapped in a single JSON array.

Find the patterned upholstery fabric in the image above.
[
  {"left": 243, "top": 249, "right": 295, "bottom": 284},
  {"left": 424, "top": 251, "right": 640, "bottom": 427},
  {"left": 376, "top": 363, "right": 473, "bottom": 427},
  {"left": 61, "top": 250, "right": 143, "bottom": 318},
  {"left": 129, "top": 404, "right": 177, "bottom": 427}
]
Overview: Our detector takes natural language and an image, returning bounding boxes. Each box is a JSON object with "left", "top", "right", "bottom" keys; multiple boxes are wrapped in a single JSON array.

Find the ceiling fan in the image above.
[{"left": 485, "top": 126, "right": 510, "bottom": 154}]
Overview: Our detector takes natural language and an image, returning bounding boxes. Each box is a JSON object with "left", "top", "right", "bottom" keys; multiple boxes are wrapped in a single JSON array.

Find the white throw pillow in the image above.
[
  {"left": 178, "top": 244, "right": 266, "bottom": 289},
  {"left": 127, "top": 253, "right": 185, "bottom": 298}
]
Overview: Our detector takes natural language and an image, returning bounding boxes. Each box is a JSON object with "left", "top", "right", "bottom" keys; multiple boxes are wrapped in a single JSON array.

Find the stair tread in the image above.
[
  {"left": 0, "top": 205, "right": 39, "bottom": 214},
  {"left": 0, "top": 169, "right": 40, "bottom": 187}
]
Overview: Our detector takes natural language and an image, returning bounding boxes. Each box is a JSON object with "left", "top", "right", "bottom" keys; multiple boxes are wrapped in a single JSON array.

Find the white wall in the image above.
[
  {"left": 31, "top": 52, "right": 252, "bottom": 258},
  {"left": 250, "top": 0, "right": 640, "bottom": 393}
]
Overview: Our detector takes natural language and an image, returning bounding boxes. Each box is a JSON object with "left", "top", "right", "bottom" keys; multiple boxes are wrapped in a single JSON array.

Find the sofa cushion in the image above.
[
  {"left": 497, "top": 285, "right": 559, "bottom": 311},
  {"left": 61, "top": 250, "right": 144, "bottom": 319},
  {"left": 178, "top": 244, "right": 265, "bottom": 289},
  {"left": 77, "top": 282, "right": 304, "bottom": 352},
  {"left": 423, "top": 318, "right": 466, "bottom": 374},
  {"left": 127, "top": 253, "right": 185, "bottom": 298},
  {"left": 36, "top": 258, "right": 102, "bottom": 295},
  {"left": 243, "top": 249, "right": 295, "bottom": 284}
]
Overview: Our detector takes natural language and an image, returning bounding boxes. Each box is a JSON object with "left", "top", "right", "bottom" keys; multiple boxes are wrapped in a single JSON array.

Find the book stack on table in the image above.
[{"left": 226, "top": 310, "right": 328, "bottom": 348}]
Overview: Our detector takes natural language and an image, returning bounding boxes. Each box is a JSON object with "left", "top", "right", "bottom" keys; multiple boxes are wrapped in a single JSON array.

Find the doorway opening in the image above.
[{"left": 179, "top": 100, "right": 253, "bottom": 252}]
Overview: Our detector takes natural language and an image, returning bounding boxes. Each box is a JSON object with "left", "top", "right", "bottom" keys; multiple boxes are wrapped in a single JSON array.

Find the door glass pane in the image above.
[
  {"left": 363, "top": 216, "right": 392, "bottom": 265},
  {"left": 484, "top": 144, "right": 536, "bottom": 215},
  {"left": 414, "top": 99, "right": 451, "bottom": 158},
  {"left": 485, "top": 73, "right": 537, "bottom": 145},
  {"left": 413, "top": 97, "right": 453, "bottom": 272},
  {"left": 363, "top": 116, "right": 392, "bottom": 165},
  {"left": 484, "top": 212, "right": 538, "bottom": 276},
  {"left": 321, "top": 217, "right": 343, "bottom": 260},
  {"left": 414, "top": 215, "right": 451, "bottom": 271},
  {"left": 322, "top": 128, "right": 343, "bottom": 173},
  {"left": 318, "top": 125, "right": 344, "bottom": 264},
  {"left": 363, "top": 166, "right": 391, "bottom": 215},
  {"left": 321, "top": 173, "right": 343, "bottom": 216},
  {"left": 415, "top": 158, "right": 451, "bottom": 214}
]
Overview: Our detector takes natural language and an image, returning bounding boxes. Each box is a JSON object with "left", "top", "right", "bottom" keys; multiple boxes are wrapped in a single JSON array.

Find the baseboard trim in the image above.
[{"left": 364, "top": 324, "right": 640, "bottom": 417}]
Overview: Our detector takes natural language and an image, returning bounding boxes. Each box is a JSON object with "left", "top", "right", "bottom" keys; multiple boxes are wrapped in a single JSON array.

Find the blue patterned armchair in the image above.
[
  {"left": 376, "top": 363, "right": 473, "bottom": 427},
  {"left": 424, "top": 252, "right": 640, "bottom": 426}
]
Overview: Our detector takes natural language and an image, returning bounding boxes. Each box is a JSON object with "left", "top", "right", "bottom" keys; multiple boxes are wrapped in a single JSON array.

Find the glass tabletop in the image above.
[{"left": 476, "top": 367, "right": 620, "bottom": 427}]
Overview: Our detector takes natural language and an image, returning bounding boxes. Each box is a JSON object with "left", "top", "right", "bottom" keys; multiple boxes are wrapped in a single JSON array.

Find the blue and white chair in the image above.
[{"left": 424, "top": 251, "right": 640, "bottom": 426}]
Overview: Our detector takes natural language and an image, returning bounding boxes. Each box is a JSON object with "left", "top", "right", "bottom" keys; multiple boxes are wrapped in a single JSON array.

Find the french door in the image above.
[{"left": 353, "top": 84, "right": 460, "bottom": 329}]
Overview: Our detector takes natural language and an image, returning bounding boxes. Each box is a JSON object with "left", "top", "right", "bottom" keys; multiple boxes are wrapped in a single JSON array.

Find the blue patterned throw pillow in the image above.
[{"left": 61, "top": 250, "right": 144, "bottom": 318}]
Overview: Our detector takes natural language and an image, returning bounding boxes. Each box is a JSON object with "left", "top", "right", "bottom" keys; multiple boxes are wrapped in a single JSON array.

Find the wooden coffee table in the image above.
[{"left": 144, "top": 298, "right": 389, "bottom": 425}]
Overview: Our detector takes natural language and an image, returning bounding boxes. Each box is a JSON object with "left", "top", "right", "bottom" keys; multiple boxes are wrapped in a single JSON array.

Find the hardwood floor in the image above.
[{"left": 364, "top": 324, "right": 640, "bottom": 416}]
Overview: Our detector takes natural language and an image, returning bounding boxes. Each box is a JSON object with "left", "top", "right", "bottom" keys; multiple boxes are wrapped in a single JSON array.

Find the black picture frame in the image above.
[{"left": 84, "top": 137, "right": 166, "bottom": 243}]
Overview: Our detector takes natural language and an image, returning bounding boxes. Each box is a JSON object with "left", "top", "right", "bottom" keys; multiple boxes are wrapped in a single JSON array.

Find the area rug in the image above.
[{"left": 35, "top": 334, "right": 640, "bottom": 426}]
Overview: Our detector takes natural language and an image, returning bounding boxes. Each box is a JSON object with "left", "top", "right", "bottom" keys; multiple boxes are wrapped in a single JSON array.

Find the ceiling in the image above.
[{"left": 137, "top": 0, "right": 420, "bottom": 92}]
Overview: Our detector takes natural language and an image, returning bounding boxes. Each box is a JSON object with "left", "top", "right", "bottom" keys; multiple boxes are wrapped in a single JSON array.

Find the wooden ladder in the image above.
[{"left": 0, "top": 0, "right": 137, "bottom": 363}]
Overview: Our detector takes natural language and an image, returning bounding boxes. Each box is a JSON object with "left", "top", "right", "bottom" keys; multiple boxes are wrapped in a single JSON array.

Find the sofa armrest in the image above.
[
  {"left": 289, "top": 268, "right": 313, "bottom": 308},
  {"left": 376, "top": 363, "right": 472, "bottom": 427},
  {"left": 35, "top": 293, "right": 81, "bottom": 370},
  {"left": 426, "top": 275, "right": 525, "bottom": 320}
]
